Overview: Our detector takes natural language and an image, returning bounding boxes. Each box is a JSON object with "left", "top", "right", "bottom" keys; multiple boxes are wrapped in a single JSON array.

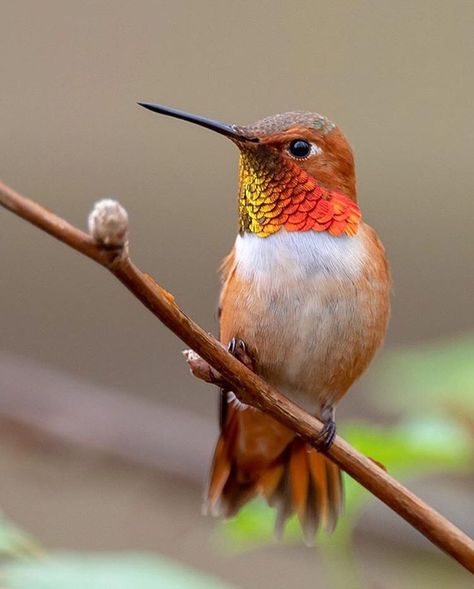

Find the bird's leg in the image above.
[
  {"left": 219, "top": 338, "right": 255, "bottom": 428},
  {"left": 312, "top": 405, "right": 337, "bottom": 452}
]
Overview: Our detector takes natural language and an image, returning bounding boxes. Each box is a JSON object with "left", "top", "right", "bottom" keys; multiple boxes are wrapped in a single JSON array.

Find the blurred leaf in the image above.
[
  {"left": 0, "top": 515, "right": 40, "bottom": 559},
  {"left": 370, "top": 334, "right": 474, "bottom": 417},
  {"left": 340, "top": 417, "right": 472, "bottom": 477},
  {"left": 3, "top": 552, "right": 236, "bottom": 589}
]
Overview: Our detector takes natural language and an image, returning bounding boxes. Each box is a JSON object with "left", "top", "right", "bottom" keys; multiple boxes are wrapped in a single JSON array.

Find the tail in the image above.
[{"left": 204, "top": 406, "right": 344, "bottom": 543}]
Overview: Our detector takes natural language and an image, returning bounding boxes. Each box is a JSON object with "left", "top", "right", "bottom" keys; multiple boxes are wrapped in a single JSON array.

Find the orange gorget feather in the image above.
[{"left": 239, "top": 148, "right": 361, "bottom": 238}]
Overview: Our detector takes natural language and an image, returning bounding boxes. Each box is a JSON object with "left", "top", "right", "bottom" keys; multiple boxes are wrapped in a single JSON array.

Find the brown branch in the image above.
[{"left": 1, "top": 178, "right": 473, "bottom": 574}]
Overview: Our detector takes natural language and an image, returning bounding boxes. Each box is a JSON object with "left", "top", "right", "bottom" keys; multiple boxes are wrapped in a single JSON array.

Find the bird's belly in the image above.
[{"left": 220, "top": 228, "right": 389, "bottom": 411}]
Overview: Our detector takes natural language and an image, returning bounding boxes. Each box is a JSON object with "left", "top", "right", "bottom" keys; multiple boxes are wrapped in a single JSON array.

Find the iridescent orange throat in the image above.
[{"left": 238, "top": 149, "right": 361, "bottom": 238}]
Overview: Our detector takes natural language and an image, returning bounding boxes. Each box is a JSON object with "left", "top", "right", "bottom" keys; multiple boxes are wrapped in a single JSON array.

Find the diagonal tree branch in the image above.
[{"left": 1, "top": 178, "right": 473, "bottom": 573}]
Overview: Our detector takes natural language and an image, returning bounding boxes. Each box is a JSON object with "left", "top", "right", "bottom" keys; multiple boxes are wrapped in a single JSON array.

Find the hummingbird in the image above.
[{"left": 139, "top": 102, "right": 391, "bottom": 541}]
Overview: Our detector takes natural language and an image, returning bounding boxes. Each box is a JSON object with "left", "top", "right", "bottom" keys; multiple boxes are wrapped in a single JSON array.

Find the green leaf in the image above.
[
  {"left": 3, "top": 552, "right": 236, "bottom": 589},
  {"left": 340, "top": 417, "right": 472, "bottom": 476}
]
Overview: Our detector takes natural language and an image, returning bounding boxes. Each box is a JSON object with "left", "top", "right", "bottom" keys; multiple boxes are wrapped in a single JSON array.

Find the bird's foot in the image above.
[
  {"left": 227, "top": 337, "right": 254, "bottom": 371},
  {"left": 221, "top": 338, "right": 255, "bottom": 418},
  {"left": 313, "top": 419, "right": 337, "bottom": 452}
]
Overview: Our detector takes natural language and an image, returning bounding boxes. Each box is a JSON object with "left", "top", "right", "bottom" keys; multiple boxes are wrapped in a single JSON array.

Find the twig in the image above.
[{"left": 1, "top": 178, "right": 473, "bottom": 573}]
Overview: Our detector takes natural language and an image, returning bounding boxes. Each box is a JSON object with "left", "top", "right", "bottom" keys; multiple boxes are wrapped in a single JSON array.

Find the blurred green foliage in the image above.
[{"left": 370, "top": 334, "right": 474, "bottom": 419}]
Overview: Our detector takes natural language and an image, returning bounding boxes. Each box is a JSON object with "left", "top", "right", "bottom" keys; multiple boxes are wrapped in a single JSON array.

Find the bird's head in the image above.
[{"left": 139, "top": 103, "right": 360, "bottom": 237}]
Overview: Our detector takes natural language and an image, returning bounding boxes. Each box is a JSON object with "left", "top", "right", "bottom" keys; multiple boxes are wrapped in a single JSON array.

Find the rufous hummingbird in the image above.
[{"left": 139, "top": 102, "right": 391, "bottom": 541}]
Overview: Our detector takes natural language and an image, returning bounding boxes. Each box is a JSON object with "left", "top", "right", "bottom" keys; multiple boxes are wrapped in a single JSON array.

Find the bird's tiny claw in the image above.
[
  {"left": 227, "top": 338, "right": 254, "bottom": 371},
  {"left": 313, "top": 419, "right": 337, "bottom": 453}
]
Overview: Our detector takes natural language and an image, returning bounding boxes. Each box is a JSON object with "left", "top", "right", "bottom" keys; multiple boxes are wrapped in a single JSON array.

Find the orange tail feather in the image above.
[{"left": 205, "top": 407, "right": 344, "bottom": 542}]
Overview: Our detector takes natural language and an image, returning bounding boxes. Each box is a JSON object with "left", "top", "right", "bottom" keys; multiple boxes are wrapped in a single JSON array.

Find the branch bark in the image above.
[{"left": 1, "top": 179, "right": 473, "bottom": 573}]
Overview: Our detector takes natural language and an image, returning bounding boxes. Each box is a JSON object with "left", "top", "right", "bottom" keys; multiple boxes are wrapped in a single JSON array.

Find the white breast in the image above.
[{"left": 234, "top": 229, "right": 368, "bottom": 285}]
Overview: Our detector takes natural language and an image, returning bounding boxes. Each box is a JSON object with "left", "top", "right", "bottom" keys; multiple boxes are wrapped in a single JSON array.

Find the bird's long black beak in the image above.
[{"left": 138, "top": 102, "right": 259, "bottom": 143}]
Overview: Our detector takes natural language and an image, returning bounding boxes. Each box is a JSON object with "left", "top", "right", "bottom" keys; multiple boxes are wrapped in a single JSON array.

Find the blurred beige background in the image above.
[
  {"left": 1, "top": 0, "right": 473, "bottom": 415},
  {"left": 0, "top": 1, "right": 473, "bottom": 588}
]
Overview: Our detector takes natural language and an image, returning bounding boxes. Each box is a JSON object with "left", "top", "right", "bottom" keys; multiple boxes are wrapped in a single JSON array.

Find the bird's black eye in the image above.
[{"left": 288, "top": 139, "right": 312, "bottom": 158}]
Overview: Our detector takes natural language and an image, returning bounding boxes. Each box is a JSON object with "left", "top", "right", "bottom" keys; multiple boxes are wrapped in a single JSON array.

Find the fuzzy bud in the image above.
[{"left": 88, "top": 199, "right": 129, "bottom": 246}]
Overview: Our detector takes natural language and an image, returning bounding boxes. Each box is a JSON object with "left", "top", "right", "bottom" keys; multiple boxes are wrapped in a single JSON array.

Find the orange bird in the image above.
[{"left": 139, "top": 103, "right": 391, "bottom": 541}]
